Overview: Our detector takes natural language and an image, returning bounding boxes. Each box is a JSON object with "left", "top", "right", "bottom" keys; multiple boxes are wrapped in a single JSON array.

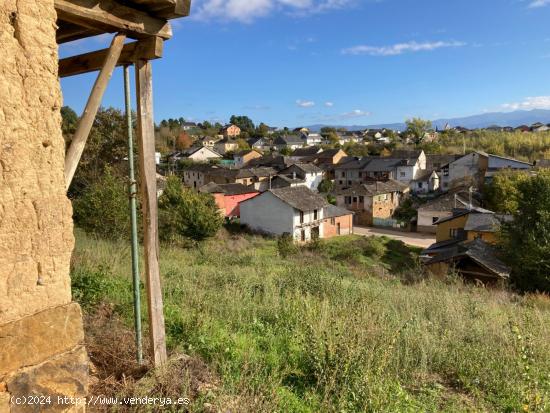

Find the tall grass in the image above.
[{"left": 72, "top": 230, "right": 550, "bottom": 412}]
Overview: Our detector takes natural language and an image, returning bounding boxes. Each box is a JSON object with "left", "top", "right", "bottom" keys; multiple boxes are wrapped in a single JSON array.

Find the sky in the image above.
[{"left": 59, "top": 0, "right": 550, "bottom": 128}]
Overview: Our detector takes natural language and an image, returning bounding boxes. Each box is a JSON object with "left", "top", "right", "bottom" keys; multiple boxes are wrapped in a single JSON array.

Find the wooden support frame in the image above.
[
  {"left": 135, "top": 59, "right": 168, "bottom": 366},
  {"left": 64, "top": 33, "right": 127, "bottom": 188},
  {"left": 55, "top": 0, "right": 172, "bottom": 41},
  {"left": 59, "top": 37, "right": 163, "bottom": 78}
]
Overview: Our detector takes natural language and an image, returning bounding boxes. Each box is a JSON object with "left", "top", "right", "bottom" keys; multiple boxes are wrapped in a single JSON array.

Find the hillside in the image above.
[
  {"left": 307, "top": 109, "right": 550, "bottom": 132},
  {"left": 73, "top": 229, "right": 550, "bottom": 412}
]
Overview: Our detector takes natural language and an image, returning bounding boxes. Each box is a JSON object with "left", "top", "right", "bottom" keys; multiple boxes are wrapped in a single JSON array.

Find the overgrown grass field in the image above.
[{"left": 72, "top": 229, "right": 550, "bottom": 412}]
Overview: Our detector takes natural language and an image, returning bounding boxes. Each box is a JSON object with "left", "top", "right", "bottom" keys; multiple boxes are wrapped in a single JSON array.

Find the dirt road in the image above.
[{"left": 353, "top": 226, "right": 435, "bottom": 249}]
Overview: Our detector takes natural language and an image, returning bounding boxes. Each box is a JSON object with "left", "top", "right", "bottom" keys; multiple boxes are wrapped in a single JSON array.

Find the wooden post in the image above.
[
  {"left": 134, "top": 59, "right": 168, "bottom": 366},
  {"left": 64, "top": 33, "right": 126, "bottom": 188}
]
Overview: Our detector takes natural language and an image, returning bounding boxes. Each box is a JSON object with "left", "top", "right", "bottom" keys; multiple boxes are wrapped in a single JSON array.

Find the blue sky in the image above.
[{"left": 60, "top": 0, "right": 550, "bottom": 127}]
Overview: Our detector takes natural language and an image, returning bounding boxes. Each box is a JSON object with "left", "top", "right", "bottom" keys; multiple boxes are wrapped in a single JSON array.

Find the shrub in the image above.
[
  {"left": 73, "top": 168, "right": 130, "bottom": 239},
  {"left": 277, "top": 233, "right": 297, "bottom": 258},
  {"left": 317, "top": 179, "right": 334, "bottom": 193},
  {"left": 362, "top": 236, "right": 387, "bottom": 259},
  {"left": 159, "top": 176, "right": 223, "bottom": 242}
]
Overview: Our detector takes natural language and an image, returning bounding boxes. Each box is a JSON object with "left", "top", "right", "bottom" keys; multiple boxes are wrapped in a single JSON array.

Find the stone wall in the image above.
[{"left": 0, "top": 1, "right": 88, "bottom": 411}]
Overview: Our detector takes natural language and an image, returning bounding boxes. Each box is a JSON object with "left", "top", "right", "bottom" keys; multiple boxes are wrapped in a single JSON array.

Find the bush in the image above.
[
  {"left": 159, "top": 176, "right": 223, "bottom": 242},
  {"left": 277, "top": 233, "right": 297, "bottom": 258},
  {"left": 362, "top": 236, "right": 387, "bottom": 259},
  {"left": 317, "top": 179, "right": 333, "bottom": 193},
  {"left": 73, "top": 168, "right": 130, "bottom": 239}
]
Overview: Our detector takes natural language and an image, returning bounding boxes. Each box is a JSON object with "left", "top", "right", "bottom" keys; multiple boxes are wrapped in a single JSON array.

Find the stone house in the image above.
[
  {"left": 416, "top": 191, "right": 477, "bottom": 233},
  {"left": 169, "top": 146, "right": 222, "bottom": 163},
  {"left": 411, "top": 170, "right": 440, "bottom": 194},
  {"left": 214, "top": 139, "right": 240, "bottom": 155},
  {"left": 240, "top": 186, "right": 329, "bottom": 242},
  {"left": 273, "top": 135, "right": 304, "bottom": 151},
  {"left": 334, "top": 180, "right": 409, "bottom": 226}
]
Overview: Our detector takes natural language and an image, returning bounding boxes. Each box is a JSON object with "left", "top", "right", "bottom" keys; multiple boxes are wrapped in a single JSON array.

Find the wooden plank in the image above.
[
  {"left": 129, "top": 0, "right": 191, "bottom": 18},
  {"left": 55, "top": 0, "right": 172, "bottom": 40},
  {"left": 135, "top": 59, "right": 168, "bottom": 367},
  {"left": 59, "top": 37, "right": 163, "bottom": 78},
  {"left": 64, "top": 33, "right": 127, "bottom": 188},
  {"left": 56, "top": 22, "right": 101, "bottom": 43}
]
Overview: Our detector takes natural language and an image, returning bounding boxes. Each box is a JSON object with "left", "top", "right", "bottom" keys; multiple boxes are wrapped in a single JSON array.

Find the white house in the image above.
[
  {"left": 183, "top": 146, "right": 222, "bottom": 162},
  {"left": 279, "top": 163, "right": 324, "bottom": 191},
  {"left": 440, "top": 152, "right": 486, "bottom": 192},
  {"left": 411, "top": 170, "right": 440, "bottom": 194},
  {"left": 240, "top": 186, "right": 328, "bottom": 241},
  {"left": 302, "top": 132, "right": 323, "bottom": 146}
]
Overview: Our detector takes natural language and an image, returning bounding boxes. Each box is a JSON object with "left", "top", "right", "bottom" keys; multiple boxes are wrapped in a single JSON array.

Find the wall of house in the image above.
[
  {"left": 435, "top": 215, "right": 469, "bottom": 242},
  {"left": 184, "top": 170, "right": 205, "bottom": 189},
  {"left": 323, "top": 214, "right": 353, "bottom": 238},
  {"left": 417, "top": 210, "right": 453, "bottom": 233},
  {"left": 291, "top": 207, "right": 324, "bottom": 241},
  {"left": 372, "top": 193, "right": 399, "bottom": 222},
  {"left": 240, "top": 193, "right": 294, "bottom": 235},
  {"left": 466, "top": 231, "right": 497, "bottom": 244},
  {"left": 304, "top": 172, "right": 323, "bottom": 191},
  {"left": 224, "top": 192, "right": 259, "bottom": 217},
  {"left": 0, "top": 1, "right": 88, "bottom": 409},
  {"left": 190, "top": 148, "right": 221, "bottom": 162},
  {"left": 442, "top": 152, "right": 485, "bottom": 191}
]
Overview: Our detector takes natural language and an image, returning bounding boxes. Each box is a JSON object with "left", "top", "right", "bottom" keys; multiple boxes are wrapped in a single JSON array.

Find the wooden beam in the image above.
[
  {"left": 130, "top": 0, "right": 191, "bottom": 18},
  {"left": 59, "top": 37, "right": 163, "bottom": 78},
  {"left": 56, "top": 21, "right": 101, "bottom": 43},
  {"left": 135, "top": 59, "right": 168, "bottom": 367},
  {"left": 54, "top": 0, "right": 172, "bottom": 40},
  {"left": 64, "top": 33, "right": 127, "bottom": 188}
]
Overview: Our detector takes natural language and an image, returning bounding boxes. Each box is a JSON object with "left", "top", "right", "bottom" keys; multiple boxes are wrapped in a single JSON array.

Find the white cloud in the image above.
[
  {"left": 296, "top": 99, "right": 315, "bottom": 108},
  {"left": 342, "top": 40, "right": 466, "bottom": 56},
  {"left": 324, "top": 101, "right": 334, "bottom": 107},
  {"left": 501, "top": 96, "right": 550, "bottom": 110},
  {"left": 192, "top": 0, "right": 353, "bottom": 22},
  {"left": 529, "top": 0, "right": 550, "bottom": 8}
]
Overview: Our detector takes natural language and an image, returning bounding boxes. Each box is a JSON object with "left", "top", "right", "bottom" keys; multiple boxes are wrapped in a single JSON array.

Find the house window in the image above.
[
  {"left": 301, "top": 230, "right": 306, "bottom": 242},
  {"left": 450, "top": 228, "right": 459, "bottom": 239},
  {"left": 359, "top": 196, "right": 364, "bottom": 203},
  {"left": 352, "top": 196, "right": 358, "bottom": 203},
  {"left": 345, "top": 196, "right": 351, "bottom": 205},
  {"left": 432, "top": 217, "right": 439, "bottom": 224},
  {"left": 341, "top": 172, "right": 346, "bottom": 178},
  {"left": 331, "top": 217, "right": 336, "bottom": 225},
  {"left": 300, "top": 211, "right": 304, "bottom": 224},
  {"left": 314, "top": 209, "right": 318, "bottom": 220}
]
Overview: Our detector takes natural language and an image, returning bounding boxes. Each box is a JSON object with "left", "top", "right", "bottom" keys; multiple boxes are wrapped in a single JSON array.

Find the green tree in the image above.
[
  {"left": 280, "top": 146, "right": 293, "bottom": 155},
  {"left": 405, "top": 118, "right": 432, "bottom": 144},
  {"left": 484, "top": 170, "right": 530, "bottom": 214},
  {"left": 318, "top": 179, "right": 334, "bottom": 193},
  {"left": 61, "top": 106, "right": 78, "bottom": 138},
  {"left": 159, "top": 176, "right": 222, "bottom": 242},
  {"left": 229, "top": 115, "right": 255, "bottom": 133},
  {"left": 501, "top": 171, "right": 550, "bottom": 292},
  {"left": 257, "top": 122, "right": 270, "bottom": 137},
  {"left": 73, "top": 168, "right": 130, "bottom": 239}
]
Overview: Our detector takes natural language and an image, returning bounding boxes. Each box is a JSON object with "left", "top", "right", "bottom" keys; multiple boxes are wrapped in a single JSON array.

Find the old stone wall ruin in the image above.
[{"left": 0, "top": 0, "right": 88, "bottom": 411}]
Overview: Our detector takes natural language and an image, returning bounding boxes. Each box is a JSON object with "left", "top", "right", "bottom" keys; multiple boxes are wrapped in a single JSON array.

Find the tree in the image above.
[
  {"left": 61, "top": 106, "right": 78, "bottom": 138},
  {"left": 159, "top": 176, "right": 223, "bottom": 242},
  {"left": 69, "top": 107, "right": 130, "bottom": 197},
  {"left": 175, "top": 131, "right": 193, "bottom": 150},
  {"left": 318, "top": 179, "right": 334, "bottom": 193},
  {"left": 236, "top": 138, "right": 250, "bottom": 151},
  {"left": 280, "top": 146, "right": 293, "bottom": 155},
  {"left": 405, "top": 118, "right": 432, "bottom": 144},
  {"left": 257, "top": 122, "right": 269, "bottom": 137},
  {"left": 229, "top": 115, "right": 255, "bottom": 133},
  {"left": 73, "top": 168, "right": 130, "bottom": 239},
  {"left": 501, "top": 171, "right": 550, "bottom": 292},
  {"left": 484, "top": 170, "right": 530, "bottom": 214}
]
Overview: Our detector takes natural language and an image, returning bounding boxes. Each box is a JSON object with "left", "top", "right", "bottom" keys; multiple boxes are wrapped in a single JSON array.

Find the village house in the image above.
[
  {"left": 247, "top": 167, "right": 279, "bottom": 191},
  {"left": 279, "top": 163, "right": 324, "bottom": 191},
  {"left": 273, "top": 135, "right": 304, "bottom": 151},
  {"left": 199, "top": 182, "right": 259, "bottom": 218},
  {"left": 221, "top": 124, "right": 241, "bottom": 138},
  {"left": 301, "top": 132, "right": 323, "bottom": 146},
  {"left": 416, "top": 191, "right": 479, "bottom": 233},
  {"left": 440, "top": 152, "right": 531, "bottom": 191},
  {"left": 334, "top": 180, "right": 409, "bottom": 226},
  {"left": 411, "top": 170, "right": 440, "bottom": 194},
  {"left": 234, "top": 149, "right": 263, "bottom": 168},
  {"left": 240, "top": 186, "right": 328, "bottom": 241},
  {"left": 214, "top": 138, "right": 240, "bottom": 155},
  {"left": 167, "top": 146, "right": 222, "bottom": 164},
  {"left": 270, "top": 174, "right": 307, "bottom": 190},
  {"left": 422, "top": 208, "right": 511, "bottom": 285},
  {"left": 322, "top": 205, "right": 354, "bottom": 238},
  {"left": 248, "top": 137, "right": 270, "bottom": 152},
  {"left": 181, "top": 121, "right": 197, "bottom": 131},
  {"left": 199, "top": 136, "right": 220, "bottom": 148},
  {"left": 291, "top": 146, "right": 324, "bottom": 160}
]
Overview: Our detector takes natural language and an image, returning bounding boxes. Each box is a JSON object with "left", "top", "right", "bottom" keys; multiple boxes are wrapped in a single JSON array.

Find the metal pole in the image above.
[{"left": 124, "top": 65, "right": 143, "bottom": 364}]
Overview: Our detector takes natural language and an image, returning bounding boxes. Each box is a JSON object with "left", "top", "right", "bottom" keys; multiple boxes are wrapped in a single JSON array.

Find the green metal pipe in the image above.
[{"left": 124, "top": 65, "right": 143, "bottom": 365}]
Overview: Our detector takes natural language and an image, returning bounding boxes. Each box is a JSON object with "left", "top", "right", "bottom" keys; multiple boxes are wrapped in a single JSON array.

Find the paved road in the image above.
[{"left": 353, "top": 226, "right": 435, "bottom": 249}]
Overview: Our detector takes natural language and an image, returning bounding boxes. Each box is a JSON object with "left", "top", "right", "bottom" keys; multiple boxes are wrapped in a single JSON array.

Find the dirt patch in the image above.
[{"left": 84, "top": 303, "right": 220, "bottom": 412}]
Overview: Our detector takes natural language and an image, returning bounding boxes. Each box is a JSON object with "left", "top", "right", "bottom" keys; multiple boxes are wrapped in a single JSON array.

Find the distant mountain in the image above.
[{"left": 306, "top": 109, "right": 550, "bottom": 132}]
